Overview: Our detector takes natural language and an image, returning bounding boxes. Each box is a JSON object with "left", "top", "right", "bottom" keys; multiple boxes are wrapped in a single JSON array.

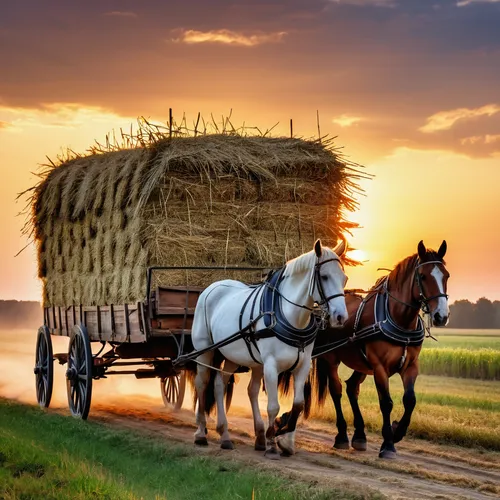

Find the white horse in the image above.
[{"left": 191, "top": 239, "right": 349, "bottom": 458}]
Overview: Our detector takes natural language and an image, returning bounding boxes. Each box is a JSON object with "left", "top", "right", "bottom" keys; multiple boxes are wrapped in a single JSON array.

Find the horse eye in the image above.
[
  {"left": 420, "top": 274, "right": 426, "bottom": 281},
  {"left": 321, "top": 275, "right": 328, "bottom": 281}
]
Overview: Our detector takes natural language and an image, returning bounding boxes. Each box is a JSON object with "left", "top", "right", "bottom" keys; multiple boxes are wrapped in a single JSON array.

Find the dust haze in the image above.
[{"left": 0, "top": 329, "right": 264, "bottom": 418}]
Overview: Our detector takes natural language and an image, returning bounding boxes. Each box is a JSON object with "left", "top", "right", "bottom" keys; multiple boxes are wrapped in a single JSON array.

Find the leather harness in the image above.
[
  {"left": 174, "top": 257, "right": 345, "bottom": 371},
  {"left": 312, "top": 259, "right": 449, "bottom": 368}
]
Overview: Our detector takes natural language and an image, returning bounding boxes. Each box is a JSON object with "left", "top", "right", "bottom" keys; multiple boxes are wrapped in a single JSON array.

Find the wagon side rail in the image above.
[{"left": 145, "top": 266, "right": 272, "bottom": 340}]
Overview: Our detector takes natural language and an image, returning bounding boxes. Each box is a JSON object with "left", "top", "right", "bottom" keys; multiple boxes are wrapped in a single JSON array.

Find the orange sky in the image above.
[{"left": 1, "top": 0, "right": 500, "bottom": 303}]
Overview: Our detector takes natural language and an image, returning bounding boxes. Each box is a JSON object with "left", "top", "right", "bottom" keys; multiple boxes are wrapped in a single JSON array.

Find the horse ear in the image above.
[
  {"left": 333, "top": 239, "right": 346, "bottom": 257},
  {"left": 438, "top": 240, "right": 447, "bottom": 259},
  {"left": 417, "top": 240, "right": 426, "bottom": 260},
  {"left": 314, "top": 239, "right": 322, "bottom": 258}
]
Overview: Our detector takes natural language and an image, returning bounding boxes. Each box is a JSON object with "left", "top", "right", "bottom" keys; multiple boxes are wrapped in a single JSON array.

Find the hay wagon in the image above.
[{"left": 28, "top": 125, "right": 359, "bottom": 419}]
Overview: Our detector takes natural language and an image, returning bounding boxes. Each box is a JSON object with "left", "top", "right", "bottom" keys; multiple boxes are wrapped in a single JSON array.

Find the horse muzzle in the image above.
[
  {"left": 329, "top": 310, "right": 348, "bottom": 328},
  {"left": 432, "top": 312, "right": 449, "bottom": 327}
]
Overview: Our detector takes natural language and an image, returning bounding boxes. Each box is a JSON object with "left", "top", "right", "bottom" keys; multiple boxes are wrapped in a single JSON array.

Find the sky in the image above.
[{"left": 1, "top": 0, "right": 499, "bottom": 303}]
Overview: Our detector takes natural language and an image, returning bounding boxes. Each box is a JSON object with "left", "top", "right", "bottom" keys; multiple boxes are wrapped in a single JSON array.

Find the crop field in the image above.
[
  {"left": 415, "top": 329, "right": 500, "bottom": 380},
  {"left": 305, "top": 328, "right": 500, "bottom": 452}
]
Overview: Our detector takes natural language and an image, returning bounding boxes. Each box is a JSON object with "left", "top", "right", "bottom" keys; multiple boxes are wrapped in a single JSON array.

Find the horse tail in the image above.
[
  {"left": 187, "top": 351, "right": 225, "bottom": 415},
  {"left": 312, "top": 357, "right": 330, "bottom": 407},
  {"left": 277, "top": 370, "right": 293, "bottom": 397},
  {"left": 304, "top": 376, "right": 312, "bottom": 419},
  {"left": 225, "top": 374, "right": 235, "bottom": 412}
]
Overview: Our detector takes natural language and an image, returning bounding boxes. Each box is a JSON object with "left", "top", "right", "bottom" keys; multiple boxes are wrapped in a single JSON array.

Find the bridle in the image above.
[
  {"left": 275, "top": 257, "right": 345, "bottom": 315},
  {"left": 414, "top": 260, "right": 449, "bottom": 314},
  {"left": 386, "top": 260, "right": 449, "bottom": 314},
  {"left": 314, "top": 257, "right": 346, "bottom": 312}
]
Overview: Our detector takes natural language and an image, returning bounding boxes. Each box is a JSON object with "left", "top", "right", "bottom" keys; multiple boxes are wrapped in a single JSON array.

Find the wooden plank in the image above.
[
  {"left": 110, "top": 304, "right": 116, "bottom": 342},
  {"left": 156, "top": 306, "right": 196, "bottom": 316},
  {"left": 96, "top": 305, "right": 102, "bottom": 341}
]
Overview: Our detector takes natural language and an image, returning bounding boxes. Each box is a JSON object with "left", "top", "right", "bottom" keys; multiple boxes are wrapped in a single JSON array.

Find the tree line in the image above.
[
  {"left": 448, "top": 298, "right": 500, "bottom": 329},
  {"left": 0, "top": 298, "right": 499, "bottom": 330},
  {"left": 0, "top": 300, "right": 42, "bottom": 330}
]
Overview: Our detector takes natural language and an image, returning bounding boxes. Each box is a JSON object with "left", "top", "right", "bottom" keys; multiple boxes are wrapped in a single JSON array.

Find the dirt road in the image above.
[
  {"left": 2, "top": 330, "right": 499, "bottom": 499},
  {"left": 88, "top": 397, "right": 500, "bottom": 500}
]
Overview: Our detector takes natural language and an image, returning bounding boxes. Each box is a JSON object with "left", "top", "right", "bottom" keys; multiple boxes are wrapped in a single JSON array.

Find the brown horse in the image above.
[{"left": 276, "top": 240, "right": 449, "bottom": 459}]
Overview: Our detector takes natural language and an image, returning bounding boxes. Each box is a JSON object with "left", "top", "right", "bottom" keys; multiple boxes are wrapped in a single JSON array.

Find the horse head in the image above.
[
  {"left": 312, "top": 239, "right": 349, "bottom": 327},
  {"left": 416, "top": 240, "right": 450, "bottom": 327}
]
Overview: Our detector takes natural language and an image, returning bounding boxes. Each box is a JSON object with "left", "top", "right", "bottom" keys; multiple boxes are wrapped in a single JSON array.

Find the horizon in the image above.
[{"left": 1, "top": 0, "right": 499, "bottom": 302}]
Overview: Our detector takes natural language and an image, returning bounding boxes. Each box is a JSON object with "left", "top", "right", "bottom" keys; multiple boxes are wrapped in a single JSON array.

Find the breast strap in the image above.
[
  {"left": 238, "top": 268, "right": 319, "bottom": 364},
  {"left": 353, "top": 278, "right": 425, "bottom": 346}
]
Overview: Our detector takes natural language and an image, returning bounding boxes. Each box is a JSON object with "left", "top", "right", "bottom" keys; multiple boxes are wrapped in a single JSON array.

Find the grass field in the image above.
[
  {"left": 424, "top": 335, "right": 500, "bottom": 350},
  {"left": 417, "top": 329, "right": 500, "bottom": 380},
  {"left": 0, "top": 398, "right": 382, "bottom": 500},
  {"left": 433, "top": 328, "right": 500, "bottom": 337}
]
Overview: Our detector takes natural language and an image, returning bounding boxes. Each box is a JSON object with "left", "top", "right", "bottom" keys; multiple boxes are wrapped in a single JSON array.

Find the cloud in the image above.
[
  {"left": 461, "top": 134, "right": 500, "bottom": 145},
  {"left": 328, "top": 0, "right": 397, "bottom": 7},
  {"left": 419, "top": 104, "right": 500, "bottom": 133},
  {"left": 0, "top": 103, "right": 137, "bottom": 132},
  {"left": 173, "top": 29, "right": 287, "bottom": 47},
  {"left": 456, "top": 0, "right": 500, "bottom": 6},
  {"left": 332, "top": 114, "right": 364, "bottom": 127},
  {"left": 103, "top": 11, "right": 138, "bottom": 18}
]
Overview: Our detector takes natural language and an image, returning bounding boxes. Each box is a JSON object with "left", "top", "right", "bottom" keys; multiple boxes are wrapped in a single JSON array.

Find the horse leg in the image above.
[
  {"left": 345, "top": 370, "right": 367, "bottom": 451},
  {"left": 373, "top": 364, "right": 396, "bottom": 459},
  {"left": 276, "top": 355, "right": 311, "bottom": 457},
  {"left": 215, "top": 360, "right": 239, "bottom": 450},
  {"left": 328, "top": 362, "right": 349, "bottom": 449},
  {"left": 392, "top": 362, "right": 418, "bottom": 443},
  {"left": 194, "top": 352, "right": 213, "bottom": 446},
  {"left": 248, "top": 366, "right": 266, "bottom": 451},
  {"left": 263, "top": 360, "right": 281, "bottom": 460}
]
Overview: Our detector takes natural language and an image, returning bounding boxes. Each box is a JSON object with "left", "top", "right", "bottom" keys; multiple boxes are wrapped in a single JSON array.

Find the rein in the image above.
[
  {"left": 312, "top": 259, "right": 448, "bottom": 359},
  {"left": 175, "top": 255, "right": 345, "bottom": 368}
]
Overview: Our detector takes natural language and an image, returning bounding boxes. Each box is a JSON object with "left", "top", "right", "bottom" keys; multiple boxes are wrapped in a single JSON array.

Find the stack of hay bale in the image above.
[{"left": 27, "top": 126, "right": 362, "bottom": 307}]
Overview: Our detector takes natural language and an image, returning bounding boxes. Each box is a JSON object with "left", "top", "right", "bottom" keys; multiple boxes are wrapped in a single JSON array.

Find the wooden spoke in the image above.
[
  {"left": 66, "top": 325, "right": 93, "bottom": 420},
  {"left": 160, "top": 372, "right": 186, "bottom": 411},
  {"left": 34, "top": 326, "right": 53, "bottom": 408}
]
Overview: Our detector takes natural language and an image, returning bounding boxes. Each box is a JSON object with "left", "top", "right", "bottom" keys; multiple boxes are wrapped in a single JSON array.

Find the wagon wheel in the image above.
[
  {"left": 161, "top": 372, "right": 186, "bottom": 410},
  {"left": 34, "top": 326, "right": 53, "bottom": 408},
  {"left": 66, "top": 325, "right": 93, "bottom": 420}
]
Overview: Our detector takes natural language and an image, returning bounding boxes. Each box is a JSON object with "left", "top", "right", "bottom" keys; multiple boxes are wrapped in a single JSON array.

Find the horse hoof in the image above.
[
  {"left": 255, "top": 439, "right": 267, "bottom": 452},
  {"left": 379, "top": 449, "right": 397, "bottom": 459},
  {"left": 351, "top": 439, "right": 367, "bottom": 452},
  {"left": 220, "top": 440, "right": 234, "bottom": 450},
  {"left": 277, "top": 439, "right": 294, "bottom": 457},
  {"left": 264, "top": 448, "right": 281, "bottom": 460},
  {"left": 194, "top": 437, "right": 208, "bottom": 446},
  {"left": 333, "top": 440, "right": 350, "bottom": 450}
]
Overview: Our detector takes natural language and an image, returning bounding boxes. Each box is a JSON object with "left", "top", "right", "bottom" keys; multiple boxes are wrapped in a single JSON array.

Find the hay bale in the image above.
[{"left": 24, "top": 126, "right": 364, "bottom": 307}]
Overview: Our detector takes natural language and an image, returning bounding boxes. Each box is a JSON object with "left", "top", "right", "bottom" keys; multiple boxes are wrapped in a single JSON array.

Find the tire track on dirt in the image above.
[{"left": 87, "top": 402, "right": 500, "bottom": 500}]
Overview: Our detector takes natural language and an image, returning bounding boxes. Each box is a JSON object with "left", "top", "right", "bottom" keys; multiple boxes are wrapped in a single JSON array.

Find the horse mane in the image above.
[
  {"left": 383, "top": 249, "right": 446, "bottom": 292},
  {"left": 284, "top": 249, "right": 315, "bottom": 276}
]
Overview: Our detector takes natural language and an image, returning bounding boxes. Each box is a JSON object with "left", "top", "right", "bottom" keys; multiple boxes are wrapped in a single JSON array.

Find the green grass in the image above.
[
  {"left": 434, "top": 328, "right": 500, "bottom": 337},
  {"left": 0, "top": 398, "right": 383, "bottom": 500},
  {"left": 309, "top": 368, "right": 500, "bottom": 451},
  {"left": 419, "top": 348, "right": 500, "bottom": 380},
  {"left": 424, "top": 335, "right": 500, "bottom": 351}
]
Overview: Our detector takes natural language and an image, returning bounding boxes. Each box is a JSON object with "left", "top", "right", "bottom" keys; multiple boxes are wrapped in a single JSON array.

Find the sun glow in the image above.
[{"left": 347, "top": 249, "right": 369, "bottom": 263}]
